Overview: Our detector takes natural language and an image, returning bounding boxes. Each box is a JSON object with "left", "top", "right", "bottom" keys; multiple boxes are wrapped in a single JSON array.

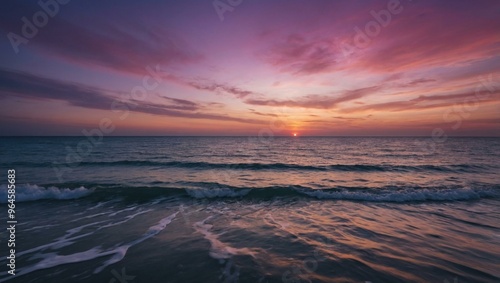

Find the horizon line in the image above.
[{"left": 1, "top": 135, "right": 500, "bottom": 138}]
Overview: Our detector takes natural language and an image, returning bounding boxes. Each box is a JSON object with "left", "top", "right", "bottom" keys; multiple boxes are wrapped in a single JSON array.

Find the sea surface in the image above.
[{"left": 0, "top": 137, "right": 499, "bottom": 283}]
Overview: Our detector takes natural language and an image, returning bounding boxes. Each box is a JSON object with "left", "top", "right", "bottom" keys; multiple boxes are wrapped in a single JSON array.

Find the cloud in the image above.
[
  {"left": 0, "top": 3, "right": 202, "bottom": 75},
  {"left": 0, "top": 68, "right": 115, "bottom": 111},
  {"left": 259, "top": 1, "right": 500, "bottom": 77},
  {"left": 147, "top": 74, "right": 261, "bottom": 100},
  {"left": 187, "top": 80, "right": 257, "bottom": 99},
  {"left": 0, "top": 69, "right": 263, "bottom": 124},
  {"left": 341, "top": 89, "right": 500, "bottom": 113},
  {"left": 248, "top": 109, "right": 279, "bottom": 117},
  {"left": 403, "top": 78, "right": 437, "bottom": 87},
  {"left": 158, "top": 96, "right": 200, "bottom": 111},
  {"left": 261, "top": 34, "right": 338, "bottom": 75},
  {"left": 348, "top": 1, "right": 500, "bottom": 73},
  {"left": 245, "top": 86, "right": 380, "bottom": 109},
  {"left": 127, "top": 101, "right": 263, "bottom": 124}
]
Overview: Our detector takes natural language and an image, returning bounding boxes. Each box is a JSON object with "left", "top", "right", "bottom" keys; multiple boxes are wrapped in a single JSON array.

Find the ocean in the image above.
[{"left": 0, "top": 137, "right": 499, "bottom": 283}]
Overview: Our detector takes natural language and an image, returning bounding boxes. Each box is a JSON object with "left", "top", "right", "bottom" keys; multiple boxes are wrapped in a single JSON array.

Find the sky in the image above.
[{"left": 0, "top": 0, "right": 499, "bottom": 136}]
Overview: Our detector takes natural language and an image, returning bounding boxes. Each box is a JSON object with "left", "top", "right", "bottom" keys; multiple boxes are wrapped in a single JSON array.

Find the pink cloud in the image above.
[{"left": 245, "top": 86, "right": 381, "bottom": 109}]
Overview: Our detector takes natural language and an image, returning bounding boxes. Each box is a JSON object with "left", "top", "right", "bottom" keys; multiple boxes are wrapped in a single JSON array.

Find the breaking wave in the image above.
[
  {"left": 0, "top": 184, "right": 93, "bottom": 203},
  {"left": 2, "top": 183, "right": 499, "bottom": 204}
]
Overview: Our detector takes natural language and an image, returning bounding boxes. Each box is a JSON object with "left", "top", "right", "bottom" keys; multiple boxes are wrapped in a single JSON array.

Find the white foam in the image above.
[
  {"left": 99, "top": 209, "right": 153, "bottom": 229},
  {"left": 93, "top": 211, "right": 178, "bottom": 273},
  {"left": 23, "top": 224, "right": 58, "bottom": 232},
  {"left": 0, "top": 212, "right": 179, "bottom": 282},
  {"left": 0, "top": 248, "right": 105, "bottom": 282},
  {"left": 17, "top": 221, "right": 106, "bottom": 257},
  {"left": 0, "top": 184, "right": 92, "bottom": 203},
  {"left": 70, "top": 212, "right": 111, "bottom": 222},
  {"left": 299, "top": 187, "right": 498, "bottom": 202},
  {"left": 18, "top": 208, "right": 155, "bottom": 259},
  {"left": 186, "top": 188, "right": 251, "bottom": 199},
  {"left": 108, "top": 206, "right": 137, "bottom": 216},
  {"left": 193, "top": 216, "right": 256, "bottom": 260},
  {"left": 87, "top": 199, "right": 118, "bottom": 210}
]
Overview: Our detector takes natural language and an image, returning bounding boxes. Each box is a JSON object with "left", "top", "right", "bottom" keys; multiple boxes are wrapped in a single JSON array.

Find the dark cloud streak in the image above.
[
  {"left": 245, "top": 86, "right": 381, "bottom": 109},
  {"left": 0, "top": 69, "right": 263, "bottom": 125}
]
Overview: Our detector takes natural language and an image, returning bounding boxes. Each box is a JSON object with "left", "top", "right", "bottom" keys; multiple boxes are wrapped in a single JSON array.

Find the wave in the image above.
[
  {"left": 0, "top": 184, "right": 93, "bottom": 203},
  {"left": 297, "top": 187, "right": 499, "bottom": 202},
  {"left": 3, "top": 183, "right": 499, "bottom": 204},
  {"left": 9, "top": 160, "right": 493, "bottom": 173},
  {"left": 186, "top": 187, "right": 251, "bottom": 199}
]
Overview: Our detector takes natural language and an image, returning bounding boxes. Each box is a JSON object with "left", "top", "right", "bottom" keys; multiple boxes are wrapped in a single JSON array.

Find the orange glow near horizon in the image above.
[{"left": 0, "top": 1, "right": 499, "bottom": 136}]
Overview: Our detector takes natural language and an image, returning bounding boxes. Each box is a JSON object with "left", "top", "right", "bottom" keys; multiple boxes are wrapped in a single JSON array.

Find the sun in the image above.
[{"left": 293, "top": 133, "right": 297, "bottom": 137}]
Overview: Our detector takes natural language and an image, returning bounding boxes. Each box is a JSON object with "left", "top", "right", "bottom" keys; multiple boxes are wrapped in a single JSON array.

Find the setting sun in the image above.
[{"left": 293, "top": 133, "right": 297, "bottom": 137}]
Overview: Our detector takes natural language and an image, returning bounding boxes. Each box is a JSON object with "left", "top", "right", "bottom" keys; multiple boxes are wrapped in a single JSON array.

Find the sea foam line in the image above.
[
  {"left": 193, "top": 216, "right": 256, "bottom": 260},
  {"left": 0, "top": 184, "right": 92, "bottom": 203},
  {"left": 0, "top": 212, "right": 178, "bottom": 282}
]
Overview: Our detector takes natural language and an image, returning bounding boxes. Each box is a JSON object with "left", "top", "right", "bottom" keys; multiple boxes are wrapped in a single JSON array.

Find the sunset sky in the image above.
[{"left": 0, "top": 0, "right": 499, "bottom": 136}]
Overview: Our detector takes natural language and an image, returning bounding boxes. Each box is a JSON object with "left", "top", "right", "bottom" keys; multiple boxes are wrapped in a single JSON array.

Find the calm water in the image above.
[{"left": 0, "top": 137, "right": 499, "bottom": 282}]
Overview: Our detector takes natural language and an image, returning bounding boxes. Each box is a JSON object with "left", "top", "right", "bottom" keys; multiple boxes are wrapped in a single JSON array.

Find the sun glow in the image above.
[{"left": 293, "top": 133, "right": 297, "bottom": 137}]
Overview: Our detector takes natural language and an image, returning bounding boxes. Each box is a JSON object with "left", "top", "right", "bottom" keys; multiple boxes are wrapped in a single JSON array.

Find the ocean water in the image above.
[{"left": 0, "top": 137, "right": 499, "bottom": 283}]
